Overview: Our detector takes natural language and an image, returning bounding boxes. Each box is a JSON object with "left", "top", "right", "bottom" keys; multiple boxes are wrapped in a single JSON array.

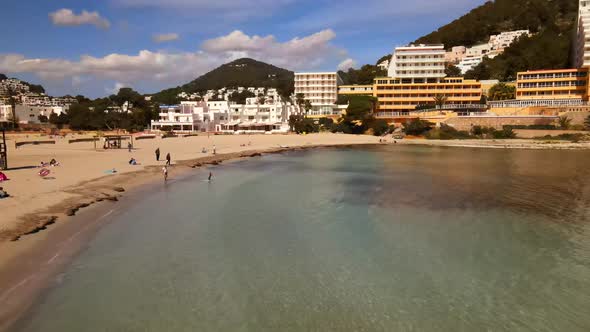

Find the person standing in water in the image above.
[
  {"left": 162, "top": 166, "right": 168, "bottom": 181},
  {"left": 166, "top": 153, "right": 171, "bottom": 166},
  {"left": 208, "top": 172, "right": 212, "bottom": 181},
  {"left": 155, "top": 148, "right": 160, "bottom": 161},
  {"left": 213, "top": 145, "right": 216, "bottom": 155}
]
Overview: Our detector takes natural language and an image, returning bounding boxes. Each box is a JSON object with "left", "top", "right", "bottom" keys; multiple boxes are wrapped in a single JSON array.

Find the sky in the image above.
[{"left": 0, "top": 0, "right": 486, "bottom": 98}]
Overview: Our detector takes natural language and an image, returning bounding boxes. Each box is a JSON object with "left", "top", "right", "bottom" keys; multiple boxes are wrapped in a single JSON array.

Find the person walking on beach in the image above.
[
  {"left": 213, "top": 145, "right": 216, "bottom": 155},
  {"left": 127, "top": 142, "right": 132, "bottom": 152},
  {"left": 155, "top": 148, "right": 160, "bottom": 161},
  {"left": 166, "top": 153, "right": 171, "bottom": 166},
  {"left": 162, "top": 166, "right": 168, "bottom": 182}
]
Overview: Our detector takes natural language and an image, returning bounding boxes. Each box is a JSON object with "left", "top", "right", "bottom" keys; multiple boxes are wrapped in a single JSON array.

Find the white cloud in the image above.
[
  {"left": 49, "top": 9, "right": 111, "bottom": 29},
  {"left": 338, "top": 58, "right": 356, "bottom": 71},
  {"left": 0, "top": 30, "right": 347, "bottom": 94},
  {"left": 106, "top": 82, "right": 130, "bottom": 95},
  {"left": 153, "top": 33, "right": 180, "bottom": 43}
]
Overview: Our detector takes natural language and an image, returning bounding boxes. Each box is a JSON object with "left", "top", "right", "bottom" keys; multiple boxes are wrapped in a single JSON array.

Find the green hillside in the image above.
[
  {"left": 415, "top": 0, "right": 577, "bottom": 48},
  {"left": 152, "top": 58, "right": 294, "bottom": 104},
  {"left": 369, "top": 0, "right": 579, "bottom": 81}
]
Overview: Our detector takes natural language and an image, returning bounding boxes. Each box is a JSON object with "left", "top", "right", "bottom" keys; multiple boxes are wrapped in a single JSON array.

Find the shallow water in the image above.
[{"left": 13, "top": 146, "right": 590, "bottom": 331}]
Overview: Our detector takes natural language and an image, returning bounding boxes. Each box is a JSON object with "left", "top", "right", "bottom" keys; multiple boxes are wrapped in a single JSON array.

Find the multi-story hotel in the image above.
[
  {"left": 387, "top": 44, "right": 446, "bottom": 81},
  {"left": 576, "top": 0, "right": 590, "bottom": 68},
  {"left": 373, "top": 77, "right": 482, "bottom": 115},
  {"left": 294, "top": 72, "right": 342, "bottom": 114},
  {"left": 515, "top": 68, "right": 589, "bottom": 100}
]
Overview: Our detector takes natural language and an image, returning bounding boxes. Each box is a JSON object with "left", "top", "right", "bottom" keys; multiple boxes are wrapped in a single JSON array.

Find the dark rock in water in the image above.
[
  {"left": 66, "top": 209, "right": 76, "bottom": 216},
  {"left": 105, "top": 196, "right": 118, "bottom": 202},
  {"left": 211, "top": 161, "right": 220, "bottom": 165},
  {"left": 191, "top": 163, "right": 202, "bottom": 168},
  {"left": 113, "top": 187, "right": 125, "bottom": 192},
  {"left": 251, "top": 153, "right": 262, "bottom": 157}
]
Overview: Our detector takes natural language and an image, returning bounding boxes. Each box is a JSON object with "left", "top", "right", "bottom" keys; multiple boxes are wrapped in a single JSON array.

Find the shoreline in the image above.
[
  {"left": 0, "top": 144, "right": 373, "bottom": 331},
  {"left": 0, "top": 142, "right": 374, "bottom": 244},
  {"left": 2, "top": 136, "right": 589, "bottom": 244},
  {"left": 1, "top": 138, "right": 589, "bottom": 330},
  {"left": 397, "top": 138, "right": 590, "bottom": 150}
]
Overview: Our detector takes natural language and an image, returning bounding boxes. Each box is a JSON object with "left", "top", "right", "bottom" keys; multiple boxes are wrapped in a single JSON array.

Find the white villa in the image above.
[
  {"left": 15, "top": 105, "right": 65, "bottom": 124},
  {"left": 150, "top": 98, "right": 292, "bottom": 134}
]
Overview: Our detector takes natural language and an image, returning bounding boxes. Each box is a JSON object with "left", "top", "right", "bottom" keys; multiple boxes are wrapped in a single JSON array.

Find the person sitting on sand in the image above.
[
  {"left": 201, "top": 147, "right": 207, "bottom": 153},
  {"left": 128, "top": 158, "right": 138, "bottom": 165},
  {"left": 0, "top": 187, "right": 9, "bottom": 199},
  {"left": 49, "top": 158, "right": 60, "bottom": 166},
  {"left": 40, "top": 161, "right": 49, "bottom": 167},
  {"left": 0, "top": 172, "right": 8, "bottom": 182}
]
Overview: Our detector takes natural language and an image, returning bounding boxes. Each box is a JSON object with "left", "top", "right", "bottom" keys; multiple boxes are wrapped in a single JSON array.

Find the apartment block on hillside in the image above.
[{"left": 387, "top": 45, "right": 446, "bottom": 81}]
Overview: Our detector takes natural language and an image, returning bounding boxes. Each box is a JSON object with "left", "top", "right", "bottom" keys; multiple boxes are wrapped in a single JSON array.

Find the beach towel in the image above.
[
  {"left": 39, "top": 168, "right": 51, "bottom": 177},
  {"left": 0, "top": 172, "right": 8, "bottom": 182}
]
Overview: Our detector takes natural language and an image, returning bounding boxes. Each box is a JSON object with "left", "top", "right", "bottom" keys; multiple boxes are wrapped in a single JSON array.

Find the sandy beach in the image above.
[
  {"left": 2, "top": 133, "right": 590, "bottom": 243},
  {"left": 0, "top": 133, "right": 382, "bottom": 243}
]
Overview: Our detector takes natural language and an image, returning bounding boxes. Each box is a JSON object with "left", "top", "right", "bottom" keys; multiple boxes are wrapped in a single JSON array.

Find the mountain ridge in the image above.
[{"left": 152, "top": 58, "right": 294, "bottom": 104}]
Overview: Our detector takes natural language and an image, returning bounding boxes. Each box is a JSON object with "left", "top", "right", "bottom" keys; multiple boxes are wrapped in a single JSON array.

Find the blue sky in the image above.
[{"left": 0, "top": 0, "right": 485, "bottom": 98}]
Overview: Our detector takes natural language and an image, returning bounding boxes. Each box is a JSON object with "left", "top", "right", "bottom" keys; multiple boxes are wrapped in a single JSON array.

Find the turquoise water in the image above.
[{"left": 13, "top": 146, "right": 590, "bottom": 331}]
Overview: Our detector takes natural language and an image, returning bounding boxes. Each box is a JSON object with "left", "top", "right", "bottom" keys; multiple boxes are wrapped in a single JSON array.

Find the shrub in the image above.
[
  {"left": 535, "top": 133, "right": 587, "bottom": 142},
  {"left": 403, "top": 119, "right": 433, "bottom": 136},
  {"left": 293, "top": 118, "right": 319, "bottom": 134},
  {"left": 426, "top": 124, "right": 472, "bottom": 140},
  {"left": 370, "top": 119, "right": 391, "bottom": 136},
  {"left": 318, "top": 117, "right": 335, "bottom": 131},
  {"left": 493, "top": 127, "right": 517, "bottom": 139}
]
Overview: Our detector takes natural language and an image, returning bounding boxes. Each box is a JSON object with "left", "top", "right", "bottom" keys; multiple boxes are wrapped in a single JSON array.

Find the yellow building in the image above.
[
  {"left": 372, "top": 77, "right": 482, "bottom": 115},
  {"left": 515, "top": 68, "right": 590, "bottom": 100},
  {"left": 337, "top": 85, "right": 374, "bottom": 96}
]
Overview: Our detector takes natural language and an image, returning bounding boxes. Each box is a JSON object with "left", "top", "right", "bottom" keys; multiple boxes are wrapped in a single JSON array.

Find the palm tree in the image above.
[
  {"left": 303, "top": 100, "right": 312, "bottom": 118},
  {"left": 433, "top": 94, "right": 448, "bottom": 109},
  {"left": 558, "top": 116, "right": 572, "bottom": 130},
  {"left": 295, "top": 93, "right": 305, "bottom": 114}
]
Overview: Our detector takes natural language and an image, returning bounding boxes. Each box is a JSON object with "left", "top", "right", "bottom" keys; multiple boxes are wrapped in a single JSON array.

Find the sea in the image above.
[{"left": 12, "top": 145, "right": 590, "bottom": 331}]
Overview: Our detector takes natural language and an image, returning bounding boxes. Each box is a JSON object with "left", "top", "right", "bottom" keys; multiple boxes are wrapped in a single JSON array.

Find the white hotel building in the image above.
[
  {"left": 387, "top": 44, "right": 446, "bottom": 82},
  {"left": 576, "top": 0, "right": 590, "bottom": 68},
  {"left": 294, "top": 72, "right": 342, "bottom": 115}
]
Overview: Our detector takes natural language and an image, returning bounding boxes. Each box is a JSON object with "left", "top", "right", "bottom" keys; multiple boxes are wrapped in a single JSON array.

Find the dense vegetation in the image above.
[
  {"left": 464, "top": 29, "right": 573, "bottom": 81},
  {"left": 338, "top": 64, "right": 387, "bottom": 85},
  {"left": 415, "top": 0, "right": 577, "bottom": 48},
  {"left": 289, "top": 95, "right": 391, "bottom": 136},
  {"left": 487, "top": 83, "right": 516, "bottom": 100},
  {"left": 376, "top": 0, "right": 578, "bottom": 81},
  {"left": 65, "top": 88, "right": 158, "bottom": 131},
  {"left": 402, "top": 119, "right": 518, "bottom": 139},
  {"left": 152, "top": 58, "right": 294, "bottom": 105}
]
